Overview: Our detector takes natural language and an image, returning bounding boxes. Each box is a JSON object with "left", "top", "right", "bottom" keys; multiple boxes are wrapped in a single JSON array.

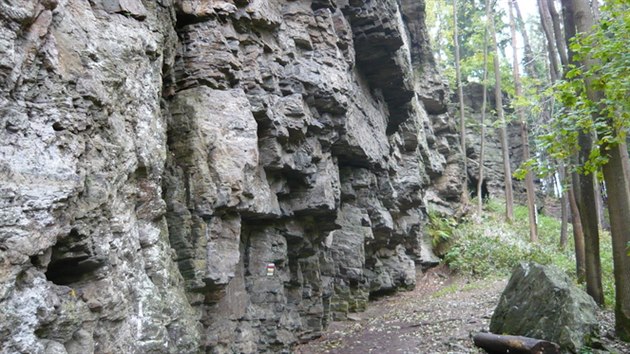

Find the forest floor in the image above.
[{"left": 295, "top": 265, "right": 630, "bottom": 354}]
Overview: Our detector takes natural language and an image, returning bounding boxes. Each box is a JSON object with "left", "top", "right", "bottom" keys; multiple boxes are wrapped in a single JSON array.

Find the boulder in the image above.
[{"left": 490, "top": 262, "right": 599, "bottom": 353}]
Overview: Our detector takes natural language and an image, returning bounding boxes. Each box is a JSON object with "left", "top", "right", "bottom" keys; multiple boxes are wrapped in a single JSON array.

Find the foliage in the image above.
[
  {"left": 426, "top": 0, "right": 513, "bottom": 88},
  {"left": 579, "top": 347, "right": 594, "bottom": 354},
  {"left": 532, "top": 1, "right": 630, "bottom": 176},
  {"left": 442, "top": 198, "right": 616, "bottom": 307},
  {"left": 427, "top": 210, "right": 458, "bottom": 247}
]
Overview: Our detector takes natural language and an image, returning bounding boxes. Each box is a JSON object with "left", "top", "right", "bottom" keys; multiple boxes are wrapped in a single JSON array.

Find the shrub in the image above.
[
  {"left": 440, "top": 199, "right": 615, "bottom": 307},
  {"left": 426, "top": 210, "right": 458, "bottom": 248}
]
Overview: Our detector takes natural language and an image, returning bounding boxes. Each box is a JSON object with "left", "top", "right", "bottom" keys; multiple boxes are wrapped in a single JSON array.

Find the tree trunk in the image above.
[
  {"left": 508, "top": 0, "right": 537, "bottom": 241},
  {"left": 569, "top": 178, "right": 586, "bottom": 283},
  {"left": 548, "top": 0, "right": 569, "bottom": 68},
  {"left": 560, "top": 0, "right": 576, "bottom": 65},
  {"left": 541, "top": 0, "right": 585, "bottom": 282},
  {"left": 513, "top": 0, "right": 538, "bottom": 78},
  {"left": 576, "top": 135, "right": 605, "bottom": 305},
  {"left": 477, "top": 0, "right": 492, "bottom": 215},
  {"left": 601, "top": 142, "right": 630, "bottom": 340},
  {"left": 539, "top": 0, "right": 570, "bottom": 246},
  {"left": 559, "top": 164, "right": 569, "bottom": 249},
  {"left": 538, "top": 0, "right": 561, "bottom": 81},
  {"left": 561, "top": 0, "right": 605, "bottom": 306},
  {"left": 559, "top": 195, "right": 568, "bottom": 247},
  {"left": 453, "top": 0, "right": 469, "bottom": 205},
  {"left": 490, "top": 8, "right": 514, "bottom": 222},
  {"left": 594, "top": 178, "right": 605, "bottom": 230},
  {"left": 567, "top": 0, "right": 630, "bottom": 337}
]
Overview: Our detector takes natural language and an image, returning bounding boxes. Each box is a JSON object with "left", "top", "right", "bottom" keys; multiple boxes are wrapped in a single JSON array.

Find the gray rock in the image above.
[
  {"left": 461, "top": 82, "right": 540, "bottom": 204},
  {"left": 0, "top": 0, "right": 465, "bottom": 352},
  {"left": 96, "top": 0, "right": 147, "bottom": 20},
  {"left": 490, "top": 262, "right": 599, "bottom": 353}
]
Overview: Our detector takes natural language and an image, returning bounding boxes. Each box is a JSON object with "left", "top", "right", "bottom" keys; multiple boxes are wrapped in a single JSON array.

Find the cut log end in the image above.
[{"left": 473, "top": 332, "right": 561, "bottom": 354}]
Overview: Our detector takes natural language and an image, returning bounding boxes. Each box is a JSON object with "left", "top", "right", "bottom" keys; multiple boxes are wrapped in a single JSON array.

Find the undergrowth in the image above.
[{"left": 429, "top": 198, "right": 616, "bottom": 307}]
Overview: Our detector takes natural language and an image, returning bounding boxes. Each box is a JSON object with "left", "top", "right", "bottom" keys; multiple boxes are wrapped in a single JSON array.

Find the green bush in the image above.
[
  {"left": 427, "top": 210, "right": 458, "bottom": 247},
  {"left": 441, "top": 199, "right": 616, "bottom": 307}
]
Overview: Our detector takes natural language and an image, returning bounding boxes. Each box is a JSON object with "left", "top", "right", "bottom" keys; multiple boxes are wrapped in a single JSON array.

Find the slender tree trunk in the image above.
[
  {"left": 477, "top": 0, "right": 492, "bottom": 215},
  {"left": 539, "top": 1, "right": 570, "bottom": 244},
  {"left": 513, "top": 0, "right": 538, "bottom": 77},
  {"left": 490, "top": 8, "right": 514, "bottom": 222},
  {"left": 453, "top": 0, "right": 469, "bottom": 205},
  {"left": 561, "top": 0, "right": 605, "bottom": 306},
  {"left": 577, "top": 137, "right": 604, "bottom": 305},
  {"left": 508, "top": 0, "right": 537, "bottom": 241},
  {"left": 559, "top": 164, "right": 569, "bottom": 249},
  {"left": 560, "top": 0, "right": 576, "bottom": 65},
  {"left": 538, "top": 0, "right": 561, "bottom": 81},
  {"left": 563, "top": 0, "right": 607, "bottom": 306},
  {"left": 594, "top": 179, "right": 604, "bottom": 230},
  {"left": 569, "top": 176, "right": 586, "bottom": 283},
  {"left": 548, "top": 0, "right": 569, "bottom": 68},
  {"left": 540, "top": 0, "right": 581, "bottom": 272}
]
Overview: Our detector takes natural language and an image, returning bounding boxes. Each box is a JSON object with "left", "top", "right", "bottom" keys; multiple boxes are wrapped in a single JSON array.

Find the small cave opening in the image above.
[
  {"left": 44, "top": 228, "right": 104, "bottom": 286},
  {"left": 52, "top": 122, "right": 65, "bottom": 131},
  {"left": 45, "top": 256, "right": 95, "bottom": 285},
  {"left": 369, "top": 287, "right": 397, "bottom": 300},
  {"left": 175, "top": 12, "right": 207, "bottom": 29},
  {"left": 311, "top": 0, "right": 335, "bottom": 11},
  {"left": 468, "top": 175, "right": 489, "bottom": 202}
]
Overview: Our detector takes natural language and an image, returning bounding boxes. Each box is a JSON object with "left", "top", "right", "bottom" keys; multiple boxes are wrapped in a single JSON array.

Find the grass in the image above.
[
  {"left": 431, "top": 283, "right": 461, "bottom": 298},
  {"left": 429, "top": 198, "right": 616, "bottom": 308}
]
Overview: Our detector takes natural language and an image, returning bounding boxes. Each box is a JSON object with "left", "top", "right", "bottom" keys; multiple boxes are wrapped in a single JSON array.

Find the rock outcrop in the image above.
[
  {"left": 0, "top": 0, "right": 463, "bottom": 352},
  {"left": 491, "top": 262, "right": 599, "bottom": 353},
  {"left": 461, "top": 82, "right": 546, "bottom": 206}
]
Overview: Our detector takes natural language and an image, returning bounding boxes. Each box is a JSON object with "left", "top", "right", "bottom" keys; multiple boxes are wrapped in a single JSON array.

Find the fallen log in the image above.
[{"left": 473, "top": 332, "right": 560, "bottom": 354}]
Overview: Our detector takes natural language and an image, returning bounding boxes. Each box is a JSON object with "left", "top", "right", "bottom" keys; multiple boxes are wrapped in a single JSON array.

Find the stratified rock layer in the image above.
[
  {"left": 0, "top": 0, "right": 463, "bottom": 352},
  {"left": 461, "top": 82, "right": 539, "bottom": 204}
]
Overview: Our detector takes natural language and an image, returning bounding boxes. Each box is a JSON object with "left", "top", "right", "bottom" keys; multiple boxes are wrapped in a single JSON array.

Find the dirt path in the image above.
[
  {"left": 296, "top": 266, "right": 505, "bottom": 354},
  {"left": 296, "top": 266, "right": 630, "bottom": 354}
]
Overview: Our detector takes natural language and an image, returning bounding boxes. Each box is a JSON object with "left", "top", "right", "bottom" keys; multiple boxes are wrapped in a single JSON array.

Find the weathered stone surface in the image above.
[
  {"left": 491, "top": 262, "right": 599, "bottom": 353},
  {"left": 167, "top": 86, "right": 279, "bottom": 216},
  {"left": 460, "top": 82, "right": 541, "bottom": 205},
  {"left": 1, "top": 2, "right": 201, "bottom": 353},
  {"left": 0, "top": 0, "right": 464, "bottom": 352},
  {"left": 328, "top": 204, "right": 372, "bottom": 319}
]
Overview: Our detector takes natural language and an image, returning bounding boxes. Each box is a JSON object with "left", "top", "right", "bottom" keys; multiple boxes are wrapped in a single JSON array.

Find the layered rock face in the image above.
[
  {"left": 461, "top": 82, "right": 530, "bottom": 202},
  {"left": 0, "top": 0, "right": 463, "bottom": 353}
]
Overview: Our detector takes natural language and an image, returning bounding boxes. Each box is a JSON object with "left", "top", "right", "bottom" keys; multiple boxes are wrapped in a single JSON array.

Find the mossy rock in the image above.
[{"left": 490, "top": 262, "right": 599, "bottom": 353}]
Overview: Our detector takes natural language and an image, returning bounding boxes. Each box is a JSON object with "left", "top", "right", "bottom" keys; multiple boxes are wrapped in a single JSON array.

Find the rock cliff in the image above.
[
  {"left": 461, "top": 82, "right": 543, "bottom": 205},
  {"left": 0, "top": 0, "right": 463, "bottom": 352}
]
